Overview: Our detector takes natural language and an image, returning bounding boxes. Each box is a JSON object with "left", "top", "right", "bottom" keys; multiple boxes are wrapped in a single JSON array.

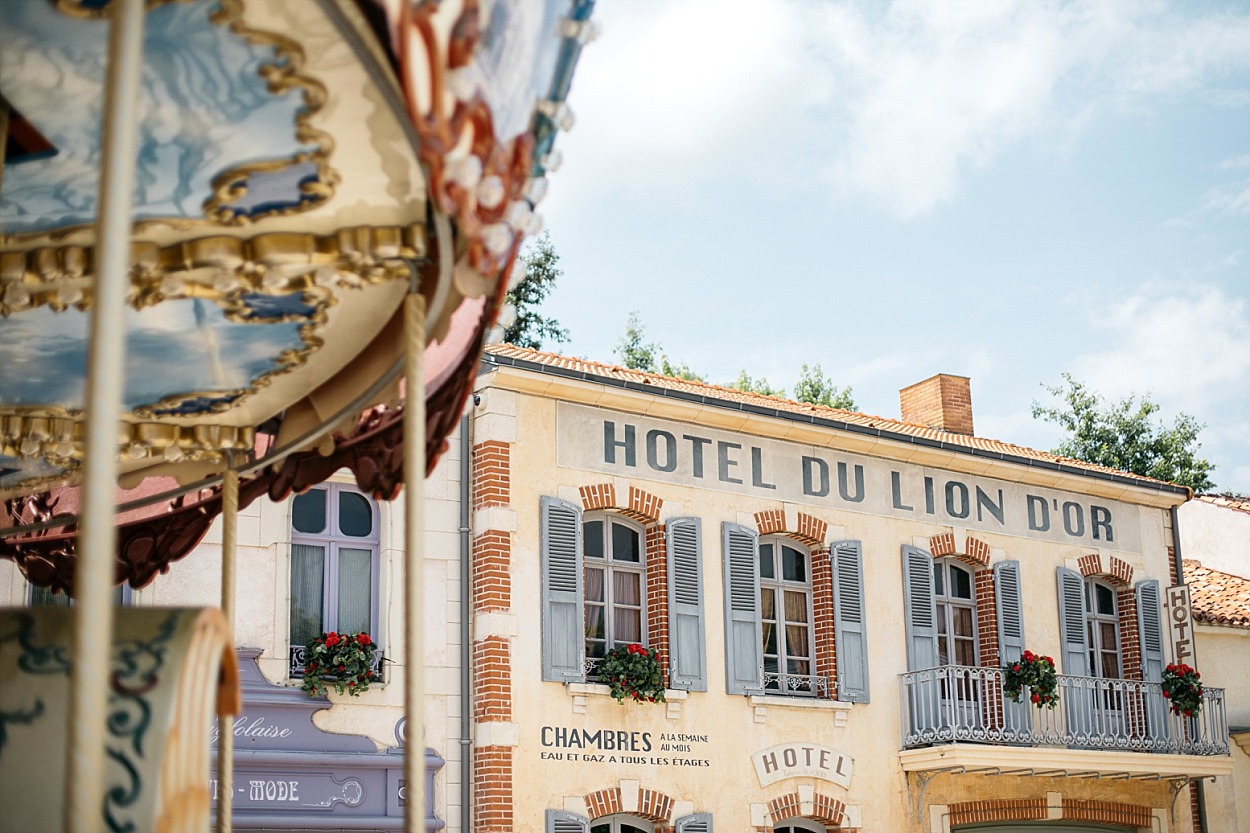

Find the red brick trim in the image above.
[
  {"left": 1189, "top": 782, "right": 1202, "bottom": 833},
  {"left": 646, "top": 523, "right": 670, "bottom": 677},
  {"left": 580, "top": 785, "right": 677, "bottom": 830},
  {"left": 472, "top": 441, "right": 510, "bottom": 509},
  {"left": 795, "top": 512, "right": 828, "bottom": 548},
  {"left": 930, "top": 532, "right": 957, "bottom": 557},
  {"left": 812, "top": 546, "right": 837, "bottom": 697},
  {"left": 947, "top": 797, "right": 1154, "bottom": 828},
  {"left": 473, "top": 636, "right": 511, "bottom": 721},
  {"left": 949, "top": 798, "right": 1046, "bottom": 825},
  {"left": 1062, "top": 799, "right": 1153, "bottom": 827},
  {"left": 767, "top": 791, "right": 845, "bottom": 827},
  {"left": 474, "top": 745, "right": 513, "bottom": 833},
  {"left": 472, "top": 531, "right": 511, "bottom": 613},
  {"left": 964, "top": 535, "right": 991, "bottom": 567},
  {"left": 628, "top": 485, "right": 664, "bottom": 524},
  {"left": 1078, "top": 553, "right": 1103, "bottom": 578},
  {"left": 755, "top": 509, "right": 787, "bottom": 536},
  {"left": 580, "top": 482, "right": 617, "bottom": 512},
  {"left": 1108, "top": 555, "right": 1134, "bottom": 587}
]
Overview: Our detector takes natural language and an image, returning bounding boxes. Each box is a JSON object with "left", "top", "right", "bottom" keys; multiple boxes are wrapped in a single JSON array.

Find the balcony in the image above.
[{"left": 900, "top": 664, "right": 1229, "bottom": 755}]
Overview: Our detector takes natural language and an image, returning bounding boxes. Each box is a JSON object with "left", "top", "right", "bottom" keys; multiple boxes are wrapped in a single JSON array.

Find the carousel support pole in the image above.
[
  {"left": 403, "top": 292, "right": 427, "bottom": 833},
  {"left": 65, "top": 0, "right": 145, "bottom": 830},
  {"left": 218, "top": 467, "right": 239, "bottom": 833}
]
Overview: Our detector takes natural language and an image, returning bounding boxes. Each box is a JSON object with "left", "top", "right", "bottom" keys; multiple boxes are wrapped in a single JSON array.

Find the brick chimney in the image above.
[{"left": 899, "top": 374, "right": 974, "bottom": 436}]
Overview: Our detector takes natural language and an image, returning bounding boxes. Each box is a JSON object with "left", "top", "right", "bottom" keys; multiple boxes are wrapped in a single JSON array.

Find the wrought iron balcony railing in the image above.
[
  {"left": 900, "top": 664, "right": 1228, "bottom": 755},
  {"left": 288, "top": 645, "right": 386, "bottom": 680},
  {"left": 762, "top": 671, "right": 829, "bottom": 698}
]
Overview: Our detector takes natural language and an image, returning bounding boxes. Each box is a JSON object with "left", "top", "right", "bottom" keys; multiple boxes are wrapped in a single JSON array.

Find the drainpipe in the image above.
[
  {"left": 459, "top": 412, "right": 473, "bottom": 832},
  {"left": 1171, "top": 504, "right": 1208, "bottom": 833}
]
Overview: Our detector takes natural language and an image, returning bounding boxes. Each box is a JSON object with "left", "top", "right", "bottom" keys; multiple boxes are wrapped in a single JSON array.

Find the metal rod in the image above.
[
  {"left": 0, "top": 95, "right": 10, "bottom": 197},
  {"left": 459, "top": 414, "right": 473, "bottom": 833},
  {"left": 65, "top": 0, "right": 145, "bottom": 830},
  {"left": 218, "top": 468, "right": 239, "bottom": 833},
  {"left": 403, "top": 292, "right": 427, "bottom": 833}
]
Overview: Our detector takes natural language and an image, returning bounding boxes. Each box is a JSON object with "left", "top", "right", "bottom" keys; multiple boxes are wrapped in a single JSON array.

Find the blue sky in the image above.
[{"left": 532, "top": 0, "right": 1250, "bottom": 493}]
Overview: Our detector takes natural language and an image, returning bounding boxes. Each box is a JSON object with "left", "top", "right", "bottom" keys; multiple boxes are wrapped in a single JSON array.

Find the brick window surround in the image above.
[
  {"left": 583, "top": 785, "right": 678, "bottom": 833},
  {"left": 1077, "top": 554, "right": 1145, "bottom": 683},
  {"left": 753, "top": 511, "right": 836, "bottom": 698},
  {"left": 757, "top": 790, "right": 847, "bottom": 832},
  {"left": 579, "top": 483, "right": 670, "bottom": 676},
  {"left": 923, "top": 534, "right": 1000, "bottom": 668},
  {"left": 948, "top": 797, "right": 1154, "bottom": 828}
]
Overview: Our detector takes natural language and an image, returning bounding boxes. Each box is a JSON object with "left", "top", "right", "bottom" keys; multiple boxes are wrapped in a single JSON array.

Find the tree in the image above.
[
  {"left": 614, "top": 311, "right": 705, "bottom": 381},
  {"left": 728, "top": 370, "right": 785, "bottom": 399},
  {"left": 1031, "top": 373, "right": 1215, "bottom": 492},
  {"left": 794, "top": 363, "right": 855, "bottom": 410},
  {"left": 501, "top": 232, "right": 569, "bottom": 349}
]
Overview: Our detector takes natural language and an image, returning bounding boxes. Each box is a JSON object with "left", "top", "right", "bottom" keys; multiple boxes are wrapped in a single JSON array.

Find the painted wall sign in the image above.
[
  {"left": 1166, "top": 584, "right": 1198, "bottom": 667},
  {"left": 555, "top": 402, "right": 1144, "bottom": 553},
  {"left": 751, "top": 743, "right": 853, "bottom": 788},
  {"left": 210, "top": 649, "right": 444, "bottom": 831},
  {"left": 539, "top": 726, "right": 711, "bottom": 768}
]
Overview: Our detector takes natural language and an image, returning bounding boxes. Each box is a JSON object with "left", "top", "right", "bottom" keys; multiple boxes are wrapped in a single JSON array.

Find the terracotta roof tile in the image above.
[
  {"left": 483, "top": 344, "right": 1182, "bottom": 489},
  {"left": 1183, "top": 560, "right": 1250, "bottom": 628},
  {"left": 1196, "top": 494, "right": 1250, "bottom": 515}
]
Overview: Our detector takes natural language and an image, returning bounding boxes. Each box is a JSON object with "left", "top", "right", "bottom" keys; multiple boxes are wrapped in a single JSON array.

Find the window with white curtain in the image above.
[
  {"left": 289, "top": 483, "right": 380, "bottom": 672},
  {"left": 582, "top": 514, "right": 646, "bottom": 664},
  {"left": 759, "top": 536, "right": 818, "bottom": 695}
]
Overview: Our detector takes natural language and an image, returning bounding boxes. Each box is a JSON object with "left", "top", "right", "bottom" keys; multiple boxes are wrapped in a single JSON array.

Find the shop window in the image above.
[
  {"left": 289, "top": 483, "right": 381, "bottom": 676},
  {"left": 759, "top": 537, "right": 817, "bottom": 695},
  {"left": 546, "top": 811, "right": 712, "bottom": 833},
  {"left": 774, "top": 820, "right": 824, "bottom": 833},
  {"left": 722, "top": 523, "right": 868, "bottom": 702},
  {"left": 583, "top": 515, "right": 646, "bottom": 669},
  {"left": 540, "top": 496, "right": 707, "bottom": 691}
]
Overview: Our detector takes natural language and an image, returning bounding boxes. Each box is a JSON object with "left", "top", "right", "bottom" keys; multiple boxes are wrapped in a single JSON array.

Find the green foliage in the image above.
[
  {"left": 596, "top": 643, "right": 667, "bottom": 705},
  {"left": 794, "top": 363, "right": 855, "bottom": 410},
  {"left": 728, "top": 370, "right": 785, "bottom": 399},
  {"left": 502, "top": 232, "right": 569, "bottom": 349},
  {"left": 302, "top": 631, "right": 377, "bottom": 698},
  {"left": 1031, "top": 374, "right": 1215, "bottom": 492},
  {"left": 1002, "top": 649, "right": 1059, "bottom": 709},
  {"left": 614, "top": 311, "right": 704, "bottom": 381}
]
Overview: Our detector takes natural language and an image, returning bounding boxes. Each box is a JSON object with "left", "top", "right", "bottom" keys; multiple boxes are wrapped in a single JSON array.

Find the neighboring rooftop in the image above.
[
  {"left": 1196, "top": 494, "right": 1250, "bottom": 515},
  {"left": 1184, "top": 560, "right": 1250, "bottom": 629},
  {"left": 481, "top": 344, "right": 1186, "bottom": 495}
]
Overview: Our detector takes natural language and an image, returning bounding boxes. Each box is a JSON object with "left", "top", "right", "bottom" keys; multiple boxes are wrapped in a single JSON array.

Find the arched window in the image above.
[
  {"left": 774, "top": 819, "right": 824, "bottom": 833},
  {"left": 759, "top": 536, "right": 817, "bottom": 695},
  {"left": 583, "top": 514, "right": 646, "bottom": 663},
  {"left": 591, "top": 814, "right": 654, "bottom": 833},
  {"left": 289, "top": 483, "right": 381, "bottom": 674},
  {"left": 934, "top": 558, "right": 977, "bottom": 667},
  {"left": 1086, "top": 578, "right": 1122, "bottom": 679}
]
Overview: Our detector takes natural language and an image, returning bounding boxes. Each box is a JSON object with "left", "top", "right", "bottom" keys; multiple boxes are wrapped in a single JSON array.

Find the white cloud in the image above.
[
  {"left": 1069, "top": 284, "right": 1250, "bottom": 414},
  {"left": 551, "top": 1, "right": 1250, "bottom": 220}
]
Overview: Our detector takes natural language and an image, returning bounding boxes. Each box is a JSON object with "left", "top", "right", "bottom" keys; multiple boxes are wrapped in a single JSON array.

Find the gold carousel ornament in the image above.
[{"left": 0, "top": 0, "right": 596, "bottom": 830}]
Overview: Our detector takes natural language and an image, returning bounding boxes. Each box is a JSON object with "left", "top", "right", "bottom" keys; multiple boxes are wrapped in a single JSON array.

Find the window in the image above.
[
  {"left": 759, "top": 537, "right": 817, "bottom": 695},
  {"left": 583, "top": 515, "right": 645, "bottom": 665},
  {"left": 774, "top": 820, "right": 825, "bottom": 833},
  {"left": 29, "top": 584, "right": 128, "bottom": 606},
  {"left": 591, "top": 816, "right": 653, "bottom": 833},
  {"left": 289, "top": 483, "right": 380, "bottom": 675},
  {"left": 1085, "top": 578, "right": 1122, "bottom": 679},
  {"left": 934, "top": 559, "right": 977, "bottom": 667}
]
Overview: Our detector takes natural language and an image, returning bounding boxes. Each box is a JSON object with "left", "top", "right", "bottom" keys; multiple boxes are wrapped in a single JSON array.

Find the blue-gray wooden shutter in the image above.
[
  {"left": 994, "top": 560, "right": 1025, "bottom": 664},
  {"left": 546, "top": 810, "right": 590, "bottom": 833},
  {"left": 902, "top": 546, "right": 939, "bottom": 671},
  {"left": 1136, "top": 580, "right": 1164, "bottom": 682},
  {"left": 722, "top": 522, "right": 763, "bottom": 695},
  {"left": 667, "top": 517, "right": 707, "bottom": 692},
  {"left": 1056, "top": 566, "right": 1089, "bottom": 676},
  {"left": 831, "top": 540, "right": 869, "bottom": 703},
  {"left": 675, "top": 812, "right": 713, "bottom": 833},
  {"left": 541, "top": 496, "right": 584, "bottom": 682}
]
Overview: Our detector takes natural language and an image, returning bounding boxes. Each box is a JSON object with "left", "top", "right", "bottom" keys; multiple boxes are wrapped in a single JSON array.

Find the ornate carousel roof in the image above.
[{"left": 0, "top": 0, "right": 596, "bottom": 591}]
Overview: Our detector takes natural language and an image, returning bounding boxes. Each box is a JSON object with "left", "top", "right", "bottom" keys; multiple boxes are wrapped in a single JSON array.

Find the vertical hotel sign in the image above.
[{"left": 1166, "top": 585, "right": 1197, "bottom": 666}]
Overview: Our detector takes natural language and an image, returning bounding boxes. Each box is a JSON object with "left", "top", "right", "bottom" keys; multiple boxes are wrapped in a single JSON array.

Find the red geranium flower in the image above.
[{"left": 358, "top": 633, "right": 372, "bottom": 646}]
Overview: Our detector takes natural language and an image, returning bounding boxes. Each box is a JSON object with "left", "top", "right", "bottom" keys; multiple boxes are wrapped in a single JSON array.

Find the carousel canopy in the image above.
[{"left": 0, "top": 0, "right": 596, "bottom": 591}]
